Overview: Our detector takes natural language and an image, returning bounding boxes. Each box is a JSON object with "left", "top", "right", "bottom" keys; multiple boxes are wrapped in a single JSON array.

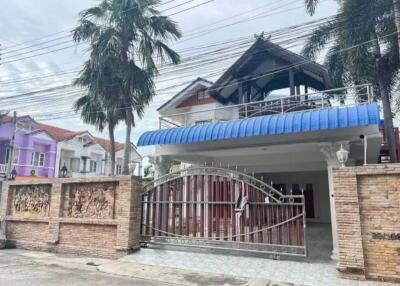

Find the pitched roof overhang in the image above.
[
  {"left": 138, "top": 103, "right": 380, "bottom": 146},
  {"left": 157, "top": 77, "right": 214, "bottom": 112},
  {"left": 209, "top": 38, "right": 333, "bottom": 104}
]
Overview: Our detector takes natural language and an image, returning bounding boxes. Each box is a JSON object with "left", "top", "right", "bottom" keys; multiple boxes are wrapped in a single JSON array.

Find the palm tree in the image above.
[
  {"left": 74, "top": 94, "right": 121, "bottom": 175},
  {"left": 304, "top": 0, "right": 320, "bottom": 16},
  {"left": 73, "top": 55, "right": 126, "bottom": 175},
  {"left": 302, "top": 0, "right": 400, "bottom": 162},
  {"left": 73, "top": 0, "right": 181, "bottom": 174}
]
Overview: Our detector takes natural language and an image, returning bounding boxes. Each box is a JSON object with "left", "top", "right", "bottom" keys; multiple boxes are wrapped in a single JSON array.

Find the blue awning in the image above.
[{"left": 138, "top": 103, "right": 380, "bottom": 147}]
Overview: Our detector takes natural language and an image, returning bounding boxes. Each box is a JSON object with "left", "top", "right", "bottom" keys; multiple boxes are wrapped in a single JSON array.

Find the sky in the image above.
[{"left": 0, "top": 0, "right": 338, "bottom": 159}]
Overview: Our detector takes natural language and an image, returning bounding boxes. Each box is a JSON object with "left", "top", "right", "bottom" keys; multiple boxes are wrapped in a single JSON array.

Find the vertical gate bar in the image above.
[
  {"left": 151, "top": 189, "right": 156, "bottom": 236},
  {"left": 282, "top": 204, "right": 286, "bottom": 245},
  {"left": 296, "top": 205, "right": 300, "bottom": 246},
  {"left": 300, "top": 202, "right": 304, "bottom": 246},
  {"left": 258, "top": 191, "right": 263, "bottom": 243},
  {"left": 268, "top": 205, "right": 272, "bottom": 243},
  {"left": 291, "top": 202, "right": 295, "bottom": 246},
  {"left": 231, "top": 179, "right": 236, "bottom": 242},
  {"left": 208, "top": 175, "right": 213, "bottom": 239},
  {"left": 223, "top": 177, "right": 228, "bottom": 240},
  {"left": 193, "top": 175, "right": 198, "bottom": 237},
  {"left": 239, "top": 182, "right": 245, "bottom": 242},
  {"left": 179, "top": 178, "right": 183, "bottom": 235},
  {"left": 249, "top": 187, "right": 254, "bottom": 243},
  {"left": 200, "top": 175, "right": 205, "bottom": 237},
  {"left": 157, "top": 184, "right": 164, "bottom": 236},
  {"left": 253, "top": 191, "right": 257, "bottom": 243},
  {"left": 287, "top": 205, "right": 291, "bottom": 245},
  {"left": 276, "top": 205, "right": 280, "bottom": 244},
  {"left": 165, "top": 181, "right": 171, "bottom": 236},
  {"left": 215, "top": 176, "right": 220, "bottom": 240},
  {"left": 172, "top": 179, "right": 177, "bottom": 235},
  {"left": 186, "top": 176, "right": 191, "bottom": 236}
]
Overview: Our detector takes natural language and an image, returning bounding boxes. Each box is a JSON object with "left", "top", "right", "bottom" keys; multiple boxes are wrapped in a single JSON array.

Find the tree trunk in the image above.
[
  {"left": 108, "top": 123, "right": 116, "bottom": 175},
  {"left": 122, "top": 108, "right": 133, "bottom": 175},
  {"left": 374, "top": 39, "right": 398, "bottom": 163},
  {"left": 394, "top": 0, "right": 400, "bottom": 54}
]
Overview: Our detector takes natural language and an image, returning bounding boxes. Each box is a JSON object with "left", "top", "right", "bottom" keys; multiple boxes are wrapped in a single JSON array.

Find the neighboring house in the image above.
[
  {"left": 0, "top": 115, "right": 57, "bottom": 178},
  {"left": 138, "top": 38, "right": 386, "bottom": 259},
  {"left": 0, "top": 116, "right": 142, "bottom": 179}
]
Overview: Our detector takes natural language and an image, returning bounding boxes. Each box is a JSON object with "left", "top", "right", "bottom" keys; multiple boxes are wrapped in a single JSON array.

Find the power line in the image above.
[
  {"left": 4, "top": 27, "right": 393, "bottom": 118},
  {"left": 167, "top": 0, "right": 215, "bottom": 16}
]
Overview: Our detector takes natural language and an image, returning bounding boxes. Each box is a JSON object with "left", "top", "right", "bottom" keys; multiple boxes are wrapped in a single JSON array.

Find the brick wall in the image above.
[
  {"left": 333, "top": 165, "right": 400, "bottom": 282},
  {"left": 0, "top": 176, "right": 142, "bottom": 259}
]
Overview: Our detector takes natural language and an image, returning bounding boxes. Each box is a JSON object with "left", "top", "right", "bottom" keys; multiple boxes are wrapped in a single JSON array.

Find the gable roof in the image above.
[
  {"left": 209, "top": 38, "right": 332, "bottom": 103},
  {"left": 38, "top": 123, "right": 126, "bottom": 152},
  {"left": 157, "top": 77, "right": 214, "bottom": 112},
  {"left": 39, "top": 123, "right": 88, "bottom": 142},
  {"left": 91, "top": 137, "right": 125, "bottom": 152}
]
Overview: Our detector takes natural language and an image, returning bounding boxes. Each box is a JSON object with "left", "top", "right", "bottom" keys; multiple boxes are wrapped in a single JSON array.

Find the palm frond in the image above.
[{"left": 301, "top": 20, "right": 338, "bottom": 60}]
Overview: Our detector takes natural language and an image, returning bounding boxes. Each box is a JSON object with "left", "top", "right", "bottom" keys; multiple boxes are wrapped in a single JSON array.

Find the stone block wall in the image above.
[
  {"left": 0, "top": 176, "right": 142, "bottom": 259},
  {"left": 333, "top": 165, "right": 400, "bottom": 282}
]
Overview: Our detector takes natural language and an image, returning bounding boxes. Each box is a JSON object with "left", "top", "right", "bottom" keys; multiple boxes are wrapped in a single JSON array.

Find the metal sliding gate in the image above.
[{"left": 140, "top": 166, "right": 307, "bottom": 257}]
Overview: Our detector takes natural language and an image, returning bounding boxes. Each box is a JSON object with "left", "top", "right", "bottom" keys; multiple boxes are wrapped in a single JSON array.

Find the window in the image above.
[
  {"left": 78, "top": 137, "right": 88, "bottom": 143},
  {"left": 31, "top": 152, "right": 45, "bottom": 167},
  {"left": 197, "top": 89, "right": 209, "bottom": 99},
  {"left": 116, "top": 164, "right": 122, "bottom": 175},
  {"left": 6, "top": 148, "right": 19, "bottom": 164},
  {"left": 70, "top": 158, "right": 80, "bottom": 172},
  {"left": 89, "top": 160, "right": 97, "bottom": 172}
]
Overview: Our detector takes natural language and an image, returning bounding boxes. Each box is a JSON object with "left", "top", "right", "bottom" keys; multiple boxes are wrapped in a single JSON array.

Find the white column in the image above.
[{"left": 320, "top": 142, "right": 350, "bottom": 260}]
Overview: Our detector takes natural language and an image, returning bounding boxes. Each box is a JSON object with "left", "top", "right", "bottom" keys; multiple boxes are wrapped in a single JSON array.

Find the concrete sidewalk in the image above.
[{"left": 0, "top": 249, "right": 283, "bottom": 286}]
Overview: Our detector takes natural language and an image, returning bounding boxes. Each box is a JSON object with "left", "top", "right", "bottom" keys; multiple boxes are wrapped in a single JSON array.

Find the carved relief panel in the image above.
[
  {"left": 62, "top": 182, "right": 116, "bottom": 219},
  {"left": 11, "top": 184, "right": 51, "bottom": 217}
]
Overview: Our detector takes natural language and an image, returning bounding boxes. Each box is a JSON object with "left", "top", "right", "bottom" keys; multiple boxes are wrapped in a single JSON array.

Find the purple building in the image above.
[{"left": 0, "top": 115, "right": 57, "bottom": 178}]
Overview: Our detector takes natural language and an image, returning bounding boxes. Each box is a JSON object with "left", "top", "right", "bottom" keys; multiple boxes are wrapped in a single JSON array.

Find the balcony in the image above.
[
  {"left": 0, "top": 164, "right": 7, "bottom": 178},
  {"left": 159, "top": 84, "right": 375, "bottom": 129}
]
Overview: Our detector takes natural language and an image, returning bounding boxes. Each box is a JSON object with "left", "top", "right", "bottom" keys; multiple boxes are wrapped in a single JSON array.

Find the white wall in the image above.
[
  {"left": 55, "top": 135, "right": 105, "bottom": 177},
  {"left": 256, "top": 171, "right": 331, "bottom": 223}
]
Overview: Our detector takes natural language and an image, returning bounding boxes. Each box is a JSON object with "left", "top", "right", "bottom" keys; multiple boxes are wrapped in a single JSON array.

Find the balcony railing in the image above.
[
  {"left": 0, "top": 164, "right": 7, "bottom": 176},
  {"left": 159, "top": 84, "right": 374, "bottom": 129}
]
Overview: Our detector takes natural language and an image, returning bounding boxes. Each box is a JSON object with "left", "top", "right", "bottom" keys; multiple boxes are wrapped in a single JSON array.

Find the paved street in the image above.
[
  {"left": 0, "top": 250, "right": 252, "bottom": 286},
  {"left": 0, "top": 248, "right": 398, "bottom": 286},
  {"left": 0, "top": 251, "right": 175, "bottom": 286}
]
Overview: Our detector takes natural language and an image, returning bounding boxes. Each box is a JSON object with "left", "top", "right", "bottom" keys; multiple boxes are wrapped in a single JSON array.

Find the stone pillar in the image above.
[
  {"left": 115, "top": 176, "right": 142, "bottom": 254},
  {"left": 320, "top": 142, "right": 350, "bottom": 260}
]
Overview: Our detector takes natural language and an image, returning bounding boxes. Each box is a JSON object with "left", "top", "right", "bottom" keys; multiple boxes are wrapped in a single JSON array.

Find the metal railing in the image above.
[
  {"left": 159, "top": 84, "right": 374, "bottom": 129},
  {"left": 0, "top": 164, "right": 7, "bottom": 177},
  {"left": 0, "top": 164, "right": 7, "bottom": 173}
]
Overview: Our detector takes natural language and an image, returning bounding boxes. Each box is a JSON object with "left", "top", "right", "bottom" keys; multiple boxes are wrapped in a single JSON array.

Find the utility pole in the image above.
[{"left": 7, "top": 111, "right": 17, "bottom": 180}]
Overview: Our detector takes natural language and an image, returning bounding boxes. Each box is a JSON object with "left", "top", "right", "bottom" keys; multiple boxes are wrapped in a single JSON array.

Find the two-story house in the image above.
[
  {"left": 0, "top": 116, "right": 142, "bottom": 179},
  {"left": 137, "top": 38, "right": 384, "bottom": 259}
]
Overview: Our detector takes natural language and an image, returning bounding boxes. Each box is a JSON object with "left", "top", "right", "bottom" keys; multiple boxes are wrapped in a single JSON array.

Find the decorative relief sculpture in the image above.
[
  {"left": 12, "top": 185, "right": 51, "bottom": 217},
  {"left": 66, "top": 183, "right": 115, "bottom": 219}
]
